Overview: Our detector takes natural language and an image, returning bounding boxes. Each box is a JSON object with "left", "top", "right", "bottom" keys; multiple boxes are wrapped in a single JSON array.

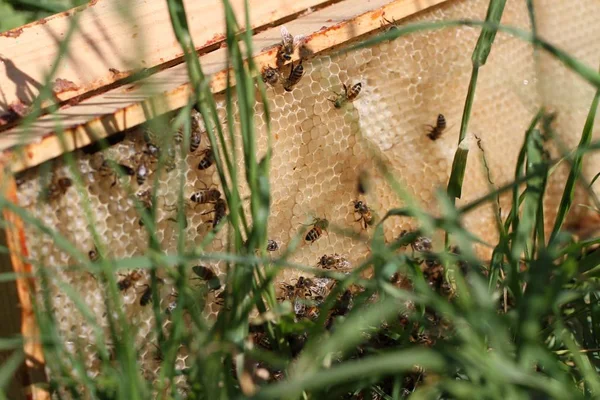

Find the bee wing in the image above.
[
  {"left": 280, "top": 26, "right": 293, "bottom": 44},
  {"left": 293, "top": 34, "right": 305, "bottom": 46}
]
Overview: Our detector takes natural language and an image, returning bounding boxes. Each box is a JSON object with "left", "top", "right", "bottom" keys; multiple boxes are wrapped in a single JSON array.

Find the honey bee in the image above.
[
  {"left": 303, "top": 305, "right": 320, "bottom": 320},
  {"left": 261, "top": 66, "right": 280, "bottom": 86},
  {"left": 136, "top": 189, "right": 153, "bottom": 227},
  {"left": 174, "top": 110, "right": 203, "bottom": 152},
  {"left": 311, "top": 277, "right": 336, "bottom": 297},
  {"left": 317, "top": 254, "right": 351, "bottom": 270},
  {"left": 305, "top": 217, "right": 329, "bottom": 243},
  {"left": 277, "top": 26, "right": 303, "bottom": 65},
  {"left": 190, "top": 186, "right": 221, "bottom": 205},
  {"left": 90, "top": 153, "right": 135, "bottom": 187},
  {"left": 381, "top": 16, "right": 399, "bottom": 32},
  {"left": 89, "top": 246, "right": 100, "bottom": 262},
  {"left": 353, "top": 200, "right": 375, "bottom": 229},
  {"left": 197, "top": 147, "right": 214, "bottom": 170},
  {"left": 201, "top": 198, "right": 227, "bottom": 230},
  {"left": 283, "top": 61, "right": 304, "bottom": 92},
  {"left": 192, "top": 265, "right": 222, "bottom": 291},
  {"left": 328, "top": 83, "right": 362, "bottom": 109},
  {"left": 331, "top": 289, "right": 353, "bottom": 317},
  {"left": 136, "top": 157, "right": 150, "bottom": 185},
  {"left": 426, "top": 114, "right": 447, "bottom": 141},
  {"left": 214, "top": 289, "right": 227, "bottom": 306},
  {"left": 190, "top": 131, "right": 201, "bottom": 153},
  {"left": 41, "top": 174, "right": 72, "bottom": 202},
  {"left": 165, "top": 300, "right": 177, "bottom": 315},
  {"left": 117, "top": 270, "right": 143, "bottom": 291},
  {"left": 411, "top": 235, "right": 432, "bottom": 253},
  {"left": 139, "top": 284, "right": 153, "bottom": 306},
  {"left": 266, "top": 239, "right": 280, "bottom": 252}
]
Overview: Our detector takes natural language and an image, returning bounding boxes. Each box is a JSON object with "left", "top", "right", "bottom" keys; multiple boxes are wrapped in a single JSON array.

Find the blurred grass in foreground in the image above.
[{"left": 3, "top": 0, "right": 600, "bottom": 399}]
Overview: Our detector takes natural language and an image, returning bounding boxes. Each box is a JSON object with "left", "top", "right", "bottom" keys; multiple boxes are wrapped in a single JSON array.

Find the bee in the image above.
[
  {"left": 174, "top": 113, "right": 203, "bottom": 153},
  {"left": 411, "top": 235, "right": 432, "bottom": 253},
  {"left": 197, "top": 147, "right": 214, "bottom": 170},
  {"left": 311, "top": 277, "right": 336, "bottom": 297},
  {"left": 190, "top": 186, "right": 221, "bottom": 204},
  {"left": 277, "top": 26, "right": 302, "bottom": 65},
  {"left": 328, "top": 83, "right": 362, "bottom": 109},
  {"left": 190, "top": 130, "right": 201, "bottom": 152},
  {"left": 41, "top": 174, "right": 72, "bottom": 202},
  {"left": 192, "top": 265, "right": 222, "bottom": 291},
  {"left": 283, "top": 61, "right": 304, "bottom": 92},
  {"left": 139, "top": 284, "right": 153, "bottom": 306},
  {"left": 261, "top": 66, "right": 280, "bottom": 86},
  {"left": 145, "top": 143, "right": 160, "bottom": 158},
  {"left": 317, "top": 254, "right": 350, "bottom": 270},
  {"left": 353, "top": 200, "right": 375, "bottom": 229},
  {"left": 200, "top": 198, "right": 227, "bottom": 230},
  {"left": 136, "top": 189, "right": 153, "bottom": 227},
  {"left": 89, "top": 246, "right": 100, "bottom": 262},
  {"left": 381, "top": 16, "right": 399, "bottom": 32},
  {"left": 117, "top": 270, "right": 143, "bottom": 291},
  {"left": 305, "top": 217, "right": 329, "bottom": 243},
  {"left": 143, "top": 127, "right": 160, "bottom": 147},
  {"left": 331, "top": 289, "right": 353, "bottom": 317},
  {"left": 426, "top": 114, "right": 447, "bottom": 141},
  {"left": 357, "top": 169, "right": 370, "bottom": 195},
  {"left": 165, "top": 300, "right": 177, "bottom": 315},
  {"left": 266, "top": 239, "right": 279, "bottom": 252},
  {"left": 136, "top": 157, "right": 150, "bottom": 185},
  {"left": 91, "top": 153, "right": 135, "bottom": 187},
  {"left": 214, "top": 288, "right": 227, "bottom": 306},
  {"left": 162, "top": 146, "right": 177, "bottom": 172}
]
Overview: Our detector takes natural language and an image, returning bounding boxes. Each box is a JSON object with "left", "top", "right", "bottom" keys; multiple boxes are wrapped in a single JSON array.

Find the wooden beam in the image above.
[
  {"left": 0, "top": 0, "right": 449, "bottom": 173},
  {"left": 0, "top": 0, "right": 332, "bottom": 114},
  {"left": 0, "top": 172, "right": 49, "bottom": 400}
]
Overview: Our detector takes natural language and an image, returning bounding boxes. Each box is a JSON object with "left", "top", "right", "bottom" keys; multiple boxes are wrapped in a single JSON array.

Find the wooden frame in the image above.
[
  {"left": 0, "top": 0, "right": 449, "bottom": 398},
  {"left": 0, "top": 0, "right": 332, "bottom": 113}
]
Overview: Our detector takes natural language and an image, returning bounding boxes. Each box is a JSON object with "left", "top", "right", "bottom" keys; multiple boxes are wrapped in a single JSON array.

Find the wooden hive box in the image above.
[{"left": 1, "top": 0, "right": 599, "bottom": 398}]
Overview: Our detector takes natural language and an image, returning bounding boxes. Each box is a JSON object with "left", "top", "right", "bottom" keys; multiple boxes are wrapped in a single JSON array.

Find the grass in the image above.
[{"left": 3, "top": 0, "right": 600, "bottom": 399}]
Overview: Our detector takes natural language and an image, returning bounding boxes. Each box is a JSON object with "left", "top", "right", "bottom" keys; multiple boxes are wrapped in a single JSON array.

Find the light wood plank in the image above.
[
  {"left": 0, "top": 0, "right": 449, "bottom": 173},
  {"left": 0, "top": 0, "right": 331, "bottom": 114}
]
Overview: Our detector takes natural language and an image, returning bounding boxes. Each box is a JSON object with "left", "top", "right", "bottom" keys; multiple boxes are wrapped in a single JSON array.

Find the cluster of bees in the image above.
[
  {"left": 29, "top": 21, "right": 459, "bottom": 396},
  {"left": 37, "top": 107, "right": 227, "bottom": 232},
  {"left": 262, "top": 26, "right": 448, "bottom": 143}
]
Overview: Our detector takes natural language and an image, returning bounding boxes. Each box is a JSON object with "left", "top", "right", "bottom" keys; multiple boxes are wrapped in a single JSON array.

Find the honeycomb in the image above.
[{"left": 12, "top": 0, "right": 600, "bottom": 391}]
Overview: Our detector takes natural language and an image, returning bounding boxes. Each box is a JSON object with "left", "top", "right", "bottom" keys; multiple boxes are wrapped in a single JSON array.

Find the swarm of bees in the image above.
[{"left": 260, "top": 26, "right": 307, "bottom": 92}]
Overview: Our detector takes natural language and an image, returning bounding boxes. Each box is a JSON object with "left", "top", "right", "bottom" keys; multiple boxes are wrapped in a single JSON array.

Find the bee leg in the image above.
[
  {"left": 109, "top": 171, "right": 118, "bottom": 187},
  {"left": 199, "top": 209, "right": 216, "bottom": 216}
]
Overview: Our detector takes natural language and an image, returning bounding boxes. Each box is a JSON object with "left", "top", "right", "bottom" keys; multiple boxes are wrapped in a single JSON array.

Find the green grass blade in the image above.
[{"left": 549, "top": 86, "right": 600, "bottom": 245}]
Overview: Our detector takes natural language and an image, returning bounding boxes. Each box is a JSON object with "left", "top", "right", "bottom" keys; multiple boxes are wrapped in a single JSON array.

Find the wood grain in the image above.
[
  {"left": 0, "top": 0, "right": 449, "bottom": 173},
  {"left": 0, "top": 0, "right": 331, "bottom": 114}
]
